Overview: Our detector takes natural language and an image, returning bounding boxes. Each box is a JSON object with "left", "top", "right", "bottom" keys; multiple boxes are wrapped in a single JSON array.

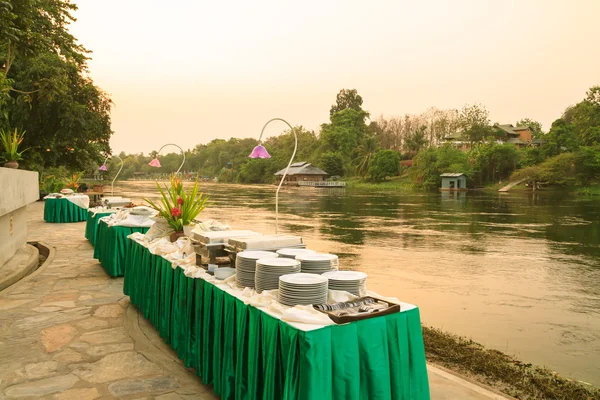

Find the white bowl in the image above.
[{"left": 214, "top": 267, "right": 235, "bottom": 280}]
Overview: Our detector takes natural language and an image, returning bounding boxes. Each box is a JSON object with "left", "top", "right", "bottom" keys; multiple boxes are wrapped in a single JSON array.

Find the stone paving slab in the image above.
[
  {"left": 0, "top": 202, "right": 511, "bottom": 399},
  {"left": 0, "top": 202, "right": 217, "bottom": 399}
]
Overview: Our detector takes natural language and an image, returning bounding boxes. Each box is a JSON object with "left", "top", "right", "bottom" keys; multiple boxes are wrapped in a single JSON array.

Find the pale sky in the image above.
[{"left": 70, "top": 0, "right": 600, "bottom": 154}]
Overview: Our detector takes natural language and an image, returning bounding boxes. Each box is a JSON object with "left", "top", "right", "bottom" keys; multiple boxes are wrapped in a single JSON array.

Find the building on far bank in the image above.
[
  {"left": 440, "top": 173, "right": 468, "bottom": 191},
  {"left": 274, "top": 162, "right": 328, "bottom": 185},
  {"left": 443, "top": 123, "right": 541, "bottom": 150}
]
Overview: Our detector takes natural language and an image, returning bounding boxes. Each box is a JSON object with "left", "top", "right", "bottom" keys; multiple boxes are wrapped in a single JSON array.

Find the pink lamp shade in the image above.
[
  {"left": 248, "top": 145, "right": 271, "bottom": 159},
  {"left": 99, "top": 164, "right": 108, "bottom": 171},
  {"left": 149, "top": 158, "right": 161, "bottom": 167}
]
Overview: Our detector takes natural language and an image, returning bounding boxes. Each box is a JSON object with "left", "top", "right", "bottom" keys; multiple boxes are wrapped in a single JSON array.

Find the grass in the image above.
[
  {"left": 577, "top": 185, "right": 600, "bottom": 196},
  {"left": 423, "top": 326, "right": 600, "bottom": 400},
  {"left": 345, "top": 175, "right": 414, "bottom": 190}
]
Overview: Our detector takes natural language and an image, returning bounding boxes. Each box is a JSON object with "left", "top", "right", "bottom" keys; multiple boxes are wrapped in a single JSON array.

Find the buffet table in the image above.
[
  {"left": 93, "top": 219, "right": 149, "bottom": 277},
  {"left": 124, "top": 238, "right": 430, "bottom": 399},
  {"left": 43, "top": 196, "right": 89, "bottom": 223},
  {"left": 84, "top": 210, "right": 114, "bottom": 246}
]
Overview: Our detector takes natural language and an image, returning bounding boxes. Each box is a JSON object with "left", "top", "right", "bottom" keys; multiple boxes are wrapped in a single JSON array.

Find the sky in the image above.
[{"left": 69, "top": 0, "right": 600, "bottom": 155}]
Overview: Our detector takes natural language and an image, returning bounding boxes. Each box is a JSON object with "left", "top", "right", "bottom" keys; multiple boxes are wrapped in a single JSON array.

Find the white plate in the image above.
[
  {"left": 257, "top": 258, "right": 300, "bottom": 267},
  {"left": 295, "top": 253, "right": 338, "bottom": 262},
  {"left": 237, "top": 251, "right": 279, "bottom": 260},
  {"left": 279, "top": 273, "right": 328, "bottom": 285},
  {"left": 276, "top": 248, "right": 317, "bottom": 258},
  {"left": 322, "top": 271, "right": 367, "bottom": 281}
]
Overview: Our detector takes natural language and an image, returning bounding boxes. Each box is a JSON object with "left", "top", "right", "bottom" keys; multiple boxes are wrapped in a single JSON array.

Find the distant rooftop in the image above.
[
  {"left": 274, "top": 162, "right": 328, "bottom": 176},
  {"left": 495, "top": 124, "right": 531, "bottom": 136},
  {"left": 440, "top": 173, "right": 466, "bottom": 177}
]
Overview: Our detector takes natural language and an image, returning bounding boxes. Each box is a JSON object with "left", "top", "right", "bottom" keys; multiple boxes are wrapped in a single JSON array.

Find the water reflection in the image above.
[{"left": 115, "top": 182, "right": 600, "bottom": 385}]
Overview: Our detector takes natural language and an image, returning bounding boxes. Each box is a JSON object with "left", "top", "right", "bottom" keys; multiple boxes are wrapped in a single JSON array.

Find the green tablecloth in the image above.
[
  {"left": 84, "top": 211, "right": 114, "bottom": 246},
  {"left": 124, "top": 239, "right": 430, "bottom": 400},
  {"left": 93, "top": 219, "right": 149, "bottom": 277},
  {"left": 43, "top": 198, "right": 88, "bottom": 223}
]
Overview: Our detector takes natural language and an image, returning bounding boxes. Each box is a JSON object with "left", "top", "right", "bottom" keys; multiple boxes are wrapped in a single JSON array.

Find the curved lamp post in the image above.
[
  {"left": 148, "top": 143, "right": 186, "bottom": 175},
  {"left": 248, "top": 118, "right": 297, "bottom": 235},
  {"left": 98, "top": 155, "right": 124, "bottom": 197}
]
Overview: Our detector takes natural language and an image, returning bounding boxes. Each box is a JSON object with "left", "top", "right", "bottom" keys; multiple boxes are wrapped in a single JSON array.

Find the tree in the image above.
[
  {"left": 516, "top": 118, "right": 544, "bottom": 138},
  {"left": 1, "top": 0, "right": 112, "bottom": 170},
  {"left": 353, "top": 136, "right": 379, "bottom": 177},
  {"left": 405, "top": 125, "right": 428, "bottom": 155},
  {"left": 543, "top": 118, "right": 578, "bottom": 156},
  {"left": 319, "top": 152, "right": 344, "bottom": 177},
  {"left": 458, "top": 104, "right": 493, "bottom": 143},
  {"left": 330, "top": 88, "right": 364, "bottom": 117},
  {"left": 320, "top": 108, "right": 369, "bottom": 166},
  {"left": 368, "top": 149, "right": 400, "bottom": 181},
  {"left": 409, "top": 145, "right": 471, "bottom": 190}
]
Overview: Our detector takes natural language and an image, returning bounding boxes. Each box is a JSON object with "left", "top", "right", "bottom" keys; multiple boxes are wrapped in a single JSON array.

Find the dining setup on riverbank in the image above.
[{"left": 81, "top": 127, "right": 431, "bottom": 399}]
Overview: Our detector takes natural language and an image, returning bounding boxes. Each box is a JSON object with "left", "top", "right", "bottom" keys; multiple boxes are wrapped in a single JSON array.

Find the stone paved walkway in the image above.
[
  {"left": 0, "top": 201, "right": 511, "bottom": 400},
  {"left": 0, "top": 202, "right": 217, "bottom": 399}
]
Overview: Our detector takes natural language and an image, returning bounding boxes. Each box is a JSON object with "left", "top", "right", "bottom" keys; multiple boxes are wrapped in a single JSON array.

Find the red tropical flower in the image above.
[
  {"left": 171, "top": 207, "right": 181, "bottom": 217},
  {"left": 177, "top": 197, "right": 183, "bottom": 205}
]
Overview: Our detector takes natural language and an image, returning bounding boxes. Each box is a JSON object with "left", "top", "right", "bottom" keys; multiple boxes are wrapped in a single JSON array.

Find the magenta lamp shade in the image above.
[
  {"left": 248, "top": 145, "right": 271, "bottom": 159},
  {"left": 149, "top": 158, "right": 161, "bottom": 167},
  {"left": 99, "top": 164, "right": 108, "bottom": 171}
]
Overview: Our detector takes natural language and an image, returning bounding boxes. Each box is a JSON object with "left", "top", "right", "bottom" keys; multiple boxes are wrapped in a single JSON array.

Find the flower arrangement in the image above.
[
  {"left": 66, "top": 173, "right": 82, "bottom": 189},
  {"left": 144, "top": 174, "right": 209, "bottom": 233},
  {"left": 0, "top": 127, "right": 28, "bottom": 168}
]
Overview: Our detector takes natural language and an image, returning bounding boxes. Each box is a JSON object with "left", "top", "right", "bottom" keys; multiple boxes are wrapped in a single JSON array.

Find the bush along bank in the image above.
[{"left": 423, "top": 326, "right": 600, "bottom": 400}]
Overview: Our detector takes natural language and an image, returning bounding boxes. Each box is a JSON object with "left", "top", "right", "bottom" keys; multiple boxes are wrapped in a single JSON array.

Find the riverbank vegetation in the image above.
[
  {"left": 95, "top": 86, "right": 599, "bottom": 194},
  {"left": 423, "top": 326, "right": 600, "bottom": 400}
]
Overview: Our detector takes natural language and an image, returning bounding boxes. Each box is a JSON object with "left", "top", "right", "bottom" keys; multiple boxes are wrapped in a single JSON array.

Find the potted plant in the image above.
[
  {"left": 0, "top": 128, "right": 27, "bottom": 169},
  {"left": 66, "top": 173, "right": 82, "bottom": 191},
  {"left": 144, "top": 174, "right": 209, "bottom": 242}
]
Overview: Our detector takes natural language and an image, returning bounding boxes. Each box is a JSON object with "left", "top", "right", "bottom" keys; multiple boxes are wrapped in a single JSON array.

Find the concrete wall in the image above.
[{"left": 0, "top": 168, "right": 39, "bottom": 267}]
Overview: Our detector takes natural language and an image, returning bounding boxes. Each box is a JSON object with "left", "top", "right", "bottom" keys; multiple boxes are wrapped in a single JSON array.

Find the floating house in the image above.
[
  {"left": 275, "top": 162, "right": 345, "bottom": 187},
  {"left": 440, "top": 173, "right": 468, "bottom": 191}
]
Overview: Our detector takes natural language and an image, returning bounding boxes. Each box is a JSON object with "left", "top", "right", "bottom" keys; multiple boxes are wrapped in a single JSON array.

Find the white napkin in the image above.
[{"left": 281, "top": 305, "right": 335, "bottom": 325}]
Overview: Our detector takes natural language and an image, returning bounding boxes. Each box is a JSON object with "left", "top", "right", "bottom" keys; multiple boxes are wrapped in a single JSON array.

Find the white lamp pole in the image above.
[
  {"left": 99, "top": 155, "right": 124, "bottom": 197},
  {"left": 249, "top": 118, "right": 297, "bottom": 235}
]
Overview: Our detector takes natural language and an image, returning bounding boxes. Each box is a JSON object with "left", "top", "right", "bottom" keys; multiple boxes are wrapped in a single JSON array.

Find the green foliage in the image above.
[
  {"left": 319, "top": 152, "right": 344, "bottom": 176},
  {"left": 468, "top": 143, "right": 519, "bottom": 186},
  {"left": 320, "top": 108, "right": 369, "bottom": 160},
  {"left": 0, "top": 127, "right": 26, "bottom": 161},
  {"left": 405, "top": 125, "right": 428, "bottom": 155},
  {"left": 353, "top": 136, "right": 379, "bottom": 177},
  {"left": 458, "top": 104, "right": 493, "bottom": 143},
  {"left": 330, "top": 88, "right": 364, "bottom": 117},
  {"left": 1, "top": 0, "right": 112, "bottom": 170},
  {"left": 410, "top": 146, "right": 471, "bottom": 190},
  {"left": 511, "top": 153, "right": 578, "bottom": 187},
  {"left": 368, "top": 150, "right": 400, "bottom": 182},
  {"left": 144, "top": 175, "right": 209, "bottom": 231}
]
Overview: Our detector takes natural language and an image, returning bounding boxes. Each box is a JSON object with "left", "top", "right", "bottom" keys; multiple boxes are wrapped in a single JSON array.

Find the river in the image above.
[{"left": 114, "top": 181, "right": 600, "bottom": 386}]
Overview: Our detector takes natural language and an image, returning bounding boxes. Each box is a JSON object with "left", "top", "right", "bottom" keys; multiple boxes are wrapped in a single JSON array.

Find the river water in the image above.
[{"left": 115, "top": 181, "right": 600, "bottom": 385}]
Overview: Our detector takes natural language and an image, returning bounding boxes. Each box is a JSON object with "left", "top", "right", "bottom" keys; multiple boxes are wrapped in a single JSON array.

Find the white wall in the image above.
[{"left": 0, "top": 168, "right": 39, "bottom": 267}]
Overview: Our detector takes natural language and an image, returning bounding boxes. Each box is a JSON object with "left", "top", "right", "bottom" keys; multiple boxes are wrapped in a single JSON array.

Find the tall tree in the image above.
[
  {"left": 458, "top": 104, "right": 493, "bottom": 143},
  {"left": 1, "top": 0, "right": 112, "bottom": 170},
  {"left": 353, "top": 136, "right": 379, "bottom": 177},
  {"left": 330, "top": 88, "right": 364, "bottom": 117}
]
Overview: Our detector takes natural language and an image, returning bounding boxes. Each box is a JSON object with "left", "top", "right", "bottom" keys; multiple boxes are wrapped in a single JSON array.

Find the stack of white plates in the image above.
[
  {"left": 276, "top": 248, "right": 317, "bottom": 259},
  {"left": 278, "top": 273, "right": 329, "bottom": 306},
  {"left": 322, "top": 271, "right": 368, "bottom": 296},
  {"left": 295, "top": 253, "right": 339, "bottom": 274},
  {"left": 235, "top": 251, "right": 278, "bottom": 288},
  {"left": 255, "top": 258, "right": 301, "bottom": 293}
]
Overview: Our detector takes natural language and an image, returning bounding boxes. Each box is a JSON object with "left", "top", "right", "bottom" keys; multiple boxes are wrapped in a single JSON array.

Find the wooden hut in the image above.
[{"left": 274, "top": 162, "right": 328, "bottom": 185}]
